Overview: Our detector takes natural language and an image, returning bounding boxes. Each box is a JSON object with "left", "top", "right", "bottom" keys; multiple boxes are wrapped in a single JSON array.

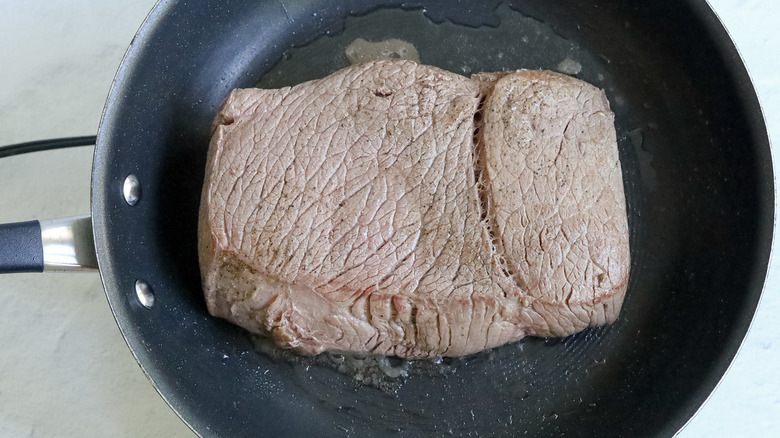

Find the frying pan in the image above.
[{"left": 0, "top": 0, "right": 774, "bottom": 436}]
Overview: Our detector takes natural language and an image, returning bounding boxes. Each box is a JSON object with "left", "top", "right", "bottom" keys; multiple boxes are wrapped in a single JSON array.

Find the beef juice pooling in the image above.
[{"left": 255, "top": 3, "right": 607, "bottom": 90}]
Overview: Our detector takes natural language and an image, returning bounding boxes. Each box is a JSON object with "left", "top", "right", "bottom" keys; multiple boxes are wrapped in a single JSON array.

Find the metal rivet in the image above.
[
  {"left": 123, "top": 174, "right": 141, "bottom": 206},
  {"left": 135, "top": 280, "right": 155, "bottom": 309}
]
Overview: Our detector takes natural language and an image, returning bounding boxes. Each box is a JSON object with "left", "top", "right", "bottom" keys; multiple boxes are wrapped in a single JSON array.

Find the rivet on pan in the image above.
[
  {"left": 123, "top": 174, "right": 141, "bottom": 206},
  {"left": 135, "top": 280, "right": 155, "bottom": 309}
]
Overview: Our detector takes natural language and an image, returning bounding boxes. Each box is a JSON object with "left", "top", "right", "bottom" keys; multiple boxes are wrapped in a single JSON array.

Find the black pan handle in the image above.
[
  {"left": 0, "top": 216, "right": 98, "bottom": 274},
  {"left": 0, "top": 220, "right": 44, "bottom": 273},
  {"left": 0, "top": 137, "right": 99, "bottom": 275}
]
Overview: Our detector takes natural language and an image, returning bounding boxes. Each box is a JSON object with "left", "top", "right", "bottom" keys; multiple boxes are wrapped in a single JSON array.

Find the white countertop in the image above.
[{"left": 0, "top": 1, "right": 777, "bottom": 436}]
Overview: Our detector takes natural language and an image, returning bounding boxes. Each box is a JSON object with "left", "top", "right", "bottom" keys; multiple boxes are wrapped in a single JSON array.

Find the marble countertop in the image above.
[{"left": 0, "top": 1, "right": 776, "bottom": 436}]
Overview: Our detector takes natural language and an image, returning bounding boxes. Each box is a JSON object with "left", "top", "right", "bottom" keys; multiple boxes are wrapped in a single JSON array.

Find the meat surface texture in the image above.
[{"left": 198, "top": 59, "right": 630, "bottom": 358}]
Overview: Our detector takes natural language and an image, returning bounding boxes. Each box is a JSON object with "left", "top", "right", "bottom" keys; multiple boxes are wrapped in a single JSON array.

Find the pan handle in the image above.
[
  {"left": 0, "top": 137, "right": 99, "bottom": 274},
  {"left": 0, "top": 216, "right": 98, "bottom": 273}
]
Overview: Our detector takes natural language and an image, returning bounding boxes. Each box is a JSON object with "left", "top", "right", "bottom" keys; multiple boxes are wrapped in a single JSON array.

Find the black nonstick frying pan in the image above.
[{"left": 0, "top": 0, "right": 774, "bottom": 436}]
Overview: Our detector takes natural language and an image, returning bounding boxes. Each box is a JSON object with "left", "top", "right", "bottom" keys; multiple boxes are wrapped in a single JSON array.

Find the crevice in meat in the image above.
[
  {"left": 473, "top": 94, "right": 512, "bottom": 282},
  {"left": 473, "top": 95, "right": 488, "bottom": 222}
]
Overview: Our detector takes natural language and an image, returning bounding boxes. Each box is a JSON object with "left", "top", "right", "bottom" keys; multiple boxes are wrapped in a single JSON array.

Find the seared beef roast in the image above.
[{"left": 198, "top": 59, "right": 630, "bottom": 358}]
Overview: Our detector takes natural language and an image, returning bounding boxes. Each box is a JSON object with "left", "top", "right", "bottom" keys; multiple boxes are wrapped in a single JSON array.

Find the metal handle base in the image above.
[{"left": 40, "top": 216, "right": 98, "bottom": 272}]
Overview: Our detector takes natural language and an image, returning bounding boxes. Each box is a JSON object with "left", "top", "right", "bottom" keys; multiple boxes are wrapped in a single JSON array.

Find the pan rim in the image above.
[
  {"left": 90, "top": 1, "right": 203, "bottom": 436},
  {"left": 672, "top": 0, "right": 776, "bottom": 434}
]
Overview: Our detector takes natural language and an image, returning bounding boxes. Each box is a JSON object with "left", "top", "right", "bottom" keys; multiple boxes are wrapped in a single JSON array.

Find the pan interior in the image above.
[{"left": 93, "top": 1, "right": 773, "bottom": 437}]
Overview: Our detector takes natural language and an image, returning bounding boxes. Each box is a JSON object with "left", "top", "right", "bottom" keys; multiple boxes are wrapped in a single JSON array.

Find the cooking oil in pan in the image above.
[
  {"left": 256, "top": 2, "right": 604, "bottom": 89},
  {"left": 344, "top": 37, "right": 420, "bottom": 64},
  {"left": 250, "top": 333, "right": 464, "bottom": 393}
]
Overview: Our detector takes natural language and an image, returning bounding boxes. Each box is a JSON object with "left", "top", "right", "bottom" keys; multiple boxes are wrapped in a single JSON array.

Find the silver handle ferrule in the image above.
[{"left": 40, "top": 215, "right": 98, "bottom": 272}]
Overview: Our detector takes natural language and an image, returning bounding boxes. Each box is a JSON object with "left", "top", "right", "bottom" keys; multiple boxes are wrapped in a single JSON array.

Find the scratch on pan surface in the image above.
[{"left": 279, "top": 0, "right": 293, "bottom": 22}]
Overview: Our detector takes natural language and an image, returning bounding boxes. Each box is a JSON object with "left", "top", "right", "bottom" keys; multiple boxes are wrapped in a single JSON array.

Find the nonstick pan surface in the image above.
[{"left": 86, "top": 1, "right": 773, "bottom": 437}]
